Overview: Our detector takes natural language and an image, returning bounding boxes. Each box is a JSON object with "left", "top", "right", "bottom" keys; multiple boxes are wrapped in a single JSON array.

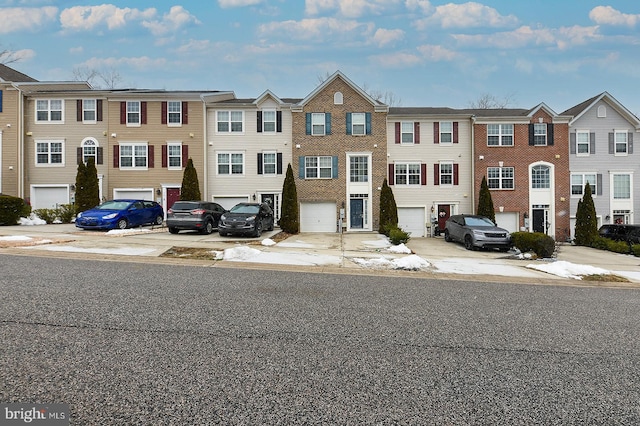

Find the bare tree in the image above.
[
  {"left": 72, "top": 66, "right": 123, "bottom": 89},
  {"left": 469, "top": 92, "right": 517, "bottom": 109},
  {"left": 0, "top": 49, "right": 19, "bottom": 64}
]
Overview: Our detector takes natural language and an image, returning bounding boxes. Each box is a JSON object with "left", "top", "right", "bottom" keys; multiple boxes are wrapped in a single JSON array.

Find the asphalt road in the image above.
[{"left": 1, "top": 254, "right": 640, "bottom": 425}]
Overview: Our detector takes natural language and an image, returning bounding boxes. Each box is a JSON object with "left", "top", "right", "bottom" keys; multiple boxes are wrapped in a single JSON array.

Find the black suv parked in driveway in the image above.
[
  {"left": 218, "top": 202, "right": 274, "bottom": 237},
  {"left": 166, "top": 201, "right": 226, "bottom": 234},
  {"left": 598, "top": 224, "right": 640, "bottom": 243}
]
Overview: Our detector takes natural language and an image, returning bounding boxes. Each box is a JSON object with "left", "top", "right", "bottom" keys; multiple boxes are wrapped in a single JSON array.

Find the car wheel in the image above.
[
  {"left": 201, "top": 220, "right": 214, "bottom": 235},
  {"left": 117, "top": 218, "right": 128, "bottom": 229},
  {"left": 444, "top": 229, "right": 452, "bottom": 242},
  {"left": 168, "top": 227, "right": 179, "bottom": 234},
  {"left": 254, "top": 222, "right": 263, "bottom": 238},
  {"left": 155, "top": 215, "right": 163, "bottom": 226},
  {"left": 464, "top": 235, "right": 475, "bottom": 250},
  {"left": 267, "top": 220, "right": 274, "bottom": 231}
]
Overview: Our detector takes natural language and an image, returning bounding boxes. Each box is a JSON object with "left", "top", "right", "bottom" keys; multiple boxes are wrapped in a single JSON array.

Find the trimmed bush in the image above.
[
  {"left": 58, "top": 204, "right": 77, "bottom": 223},
  {"left": 388, "top": 227, "right": 410, "bottom": 245},
  {"left": 605, "top": 239, "right": 631, "bottom": 254},
  {"left": 279, "top": 164, "right": 299, "bottom": 234},
  {"left": 590, "top": 236, "right": 611, "bottom": 251},
  {"left": 0, "top": 195, "right": 29, "bottom": 225},
  {"left": 511, "top": 231, "right": 556, "bottom": 258},
  {"left": 33, "top": 208, "right": 58, "bottom": 224},
  {"left": 632, "top": 244, "right": 640, "bottom": 257}
]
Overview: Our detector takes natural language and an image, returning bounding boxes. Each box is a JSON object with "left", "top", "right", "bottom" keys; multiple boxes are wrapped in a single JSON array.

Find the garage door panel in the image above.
[
  {"left": 495, "top": 212, "right": 518, "bottom": 234},
  {"left": 300, "top": 202, "right": 335, "bottom": 232},
  {"left": 398, "top": 207, "right": 425, "bottom": 237},
  {"left": 114, "top": 189, "right": 154, "bottom": 201},
  {"left": 31, "top": 186, "right": 69, "bottom": 210}
]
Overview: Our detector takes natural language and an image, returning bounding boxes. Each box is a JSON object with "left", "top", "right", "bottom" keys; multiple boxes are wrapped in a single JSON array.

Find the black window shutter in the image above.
[
  {"left": 277, "top": 153, "right": 283, "bottom": 174},
  {"left": 629, "top": 132, "right": 633, "bottom": 154},
  {"left": 597, "top": 174, "right": 602, "bottom": 195},
  {"left": 528, "top": 124, "right": 534, "bottom": 146},
  {"left": 547, "top": 124, "right": 554, "bottom": 146},
  {"left": 276, "top": 111, "right": 282, "bottom": 133},
  {"left": 257, "top": 111, "right": 262, "bottom": 133},
  {"left": 608, "top": 133, "right": 614, "bottom": 154},
  {"left": 590, "top": 132, "right": 595, "bottom": 154},
  {"left": 77, "top": 100, "right": 83, "bottom": 121},
  {"left": 257, "top": 153, "right": 263, "bottom": 174},
  {"left": 97, "top": 100, "right": 103, "bottom": 121}
]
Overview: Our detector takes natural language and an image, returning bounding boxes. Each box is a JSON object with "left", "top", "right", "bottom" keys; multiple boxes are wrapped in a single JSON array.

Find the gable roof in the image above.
[
  {"left": 561, "top": 92, "right": 640, "bottom": 127},
  {"left": 294, "top": 70, "right": 388, "bottom": 112},
  {"left": 0, "top": 64, "right": 37, "bottom": 83}
]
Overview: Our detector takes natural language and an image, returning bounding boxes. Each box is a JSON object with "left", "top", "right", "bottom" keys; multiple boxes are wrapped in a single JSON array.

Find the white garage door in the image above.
[
  {"left": 114, "top": 188, "right": 154, "bottom": 201},
  {"left": 213, "top": 197, "right": 249, "bottom": 210},
  {"left": 31, "top": 185, "right": 69, "bottom": 209},
  {"left": 398, "top": 207, "right": 425, "bottom": 237},
  {"left": 300, "top": 202, "right": 336, "bottom": 232},
  {"left": 495, "top": 212, "right": 518, "bottom": 234}
]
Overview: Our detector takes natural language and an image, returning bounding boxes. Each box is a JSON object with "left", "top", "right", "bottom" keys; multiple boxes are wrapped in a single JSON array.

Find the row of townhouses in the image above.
[{"left": 1, "top": 65, "right": 639, "bottom": 240}]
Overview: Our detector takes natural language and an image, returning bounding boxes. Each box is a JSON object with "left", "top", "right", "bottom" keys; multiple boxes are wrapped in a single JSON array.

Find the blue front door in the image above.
[{"left": 350, "top": 199, "right": 363, "bottom": 229}]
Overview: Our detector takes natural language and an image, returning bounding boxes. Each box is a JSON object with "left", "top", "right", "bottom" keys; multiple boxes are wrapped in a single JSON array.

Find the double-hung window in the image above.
[
  {"left": 262, "top": 110, "right": 276, "bottom": 132},
  {"left": 487, "top": 167, "right": 514, "bottom": 189},
  {"left": 439, "top": 162, "right": 453, "bottom": 185},
  {"left": 351, "top": 113, "right": 365, "bottom": 136},
  {"left": 262, "top": 152, "right": 277, "bottom": 175},
  {"left": 312, "top": 113, "right": 326, "bottom": 136},
  {"left": 613, "top": 174, "right": 631, "bottom": 199},
  {"left": 36, "top": 100, "right": 63, "bottom": 123},
  {"left": 576, "top": 131, "right": 590, "bottom": 155},
  {"left": 401, "top": 122, "right": 414, "bottom": 144},
  {"left": 127, "top": 101, "right": 141, "bottom": 126},
  {"left": 305, "top": 156, "right": 332, "bottom": 179},
  {"left": 531, "top": 165, "right": 550, "bottom": 189},
  {"left": 217, "top": 152, "right": 244, "bottom": 175},
  {"left": 120, "top": 143, "right": 148, "bottom": 169},
  {"left": 350, "top": 156, "right": 368, "bottom": 182},
  {"left": 82, "top": 99, "right": 96, "bottom": 123},
  {"left": 167, "top": 143, "right": 182, "bottom": 169},
  {"left": 533, "top": 123, "right": 547, "bottom": 146},
  {"left": 439, "top": 122, "right": 453, "bottom": 144},
  {"left": 167, "top": 101, "right": 182, "bottom": 126},
  {"left": 395, "top": 163, "right": 421, "bottom": 185},
  {"left": 615, "top": 131, "right": 628, "bottom": 155},
  {"left": 217, "top": 111, "right": 243, "bottom": 133},
  {"left": 487, "top": 124, "right": 513, "bottom": 146},
  {"left": 36, "top": 140, "right": 64, "bottom": 165},
  {"left": 571, "top": 174, "right": 597, "bottom": 196}
]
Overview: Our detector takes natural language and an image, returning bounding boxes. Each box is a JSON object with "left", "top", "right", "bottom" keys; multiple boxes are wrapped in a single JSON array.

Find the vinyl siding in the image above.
[{"left": 0, "top": 84, "right": 21, "bottom": 196}]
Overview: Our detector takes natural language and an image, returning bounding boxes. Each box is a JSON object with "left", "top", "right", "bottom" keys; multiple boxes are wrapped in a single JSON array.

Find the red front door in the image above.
[
  {"left": 437, "top": 205, "right": 451, "bottom": 233},
  {"left": 167, "top": 188, "right": 181, "bottom": 211}
]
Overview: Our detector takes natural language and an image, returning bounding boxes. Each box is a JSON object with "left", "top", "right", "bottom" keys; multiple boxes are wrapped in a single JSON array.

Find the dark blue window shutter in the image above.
[
  {"left": 277, "top": 153, "right": 283, "bottom": 174},
  {"left": 597, "top": 174, "right": 602, "bottom": 195},
  {"left": 305, "top": 113, "right": 311, "bottom": 135},
  {"left": 325, "top": 113, "right": 331, "bottom": 135},
  {"left": 332, "top": 156, "right": 338, "bottom": 178},
  {"left": 299, "top": 156, "right": 305, "bottom": 178},
  {"left": 346, "top": 113, "right": 352, "bottom": 135},
  {"left": 608, "top": 133, "right": 614, "bottom": 154},
  {"left": 570, "top": 133, "right": 576, "bottom": 154},
  {"left": 257, "top": 153, "right": 263, "bottom": 174},
  {"left": 366, "top": 113, "right": 372, "bottom": 135},
  {"left": 0, "top": 90, "right": 3, "bottom": 112}
]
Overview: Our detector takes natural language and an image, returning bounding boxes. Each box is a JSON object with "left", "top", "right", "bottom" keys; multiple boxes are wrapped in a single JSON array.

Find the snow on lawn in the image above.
[
  {"left": 0, "top": 235, "right": 33, "bottom": 242},
  {"left": 526, "top": 260, "right": 611, "bottom": 280},
  {"left": 432, "top": 258, "right": 543, "bottom": 278},
  {"left": 19, "top": 215, "right": 47, "bottom": 226},
  {"left": 352, "top": 254, "right": 429, "bottom": 270},
  {"left": 220, "top": 246, "right": 341, "bottom": 266}
]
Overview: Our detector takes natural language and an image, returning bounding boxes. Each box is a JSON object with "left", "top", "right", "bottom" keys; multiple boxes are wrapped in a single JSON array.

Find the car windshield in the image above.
[
  {"left": 97, "top": 201, "right": 130, "bottom": 211},
  {"left": 230, "top": 204, "right": 259, "bottom": 214},
  {"left": 465, "top": 217, "right": 495, "bottom": 227}
]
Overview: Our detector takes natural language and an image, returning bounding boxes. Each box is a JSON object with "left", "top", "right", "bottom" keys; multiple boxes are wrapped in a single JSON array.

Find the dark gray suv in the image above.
[
  {"left": 166, "top": 201, "right": 226, "bottom": 234},
  {"left": 444, "top": 214, "right": 512, "bottom": 251}
]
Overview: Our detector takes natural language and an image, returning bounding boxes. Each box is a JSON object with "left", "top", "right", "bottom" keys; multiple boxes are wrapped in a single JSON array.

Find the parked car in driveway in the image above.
[
  {"left": 218, "top": 202, "right": 274, "bottom": 237},
  {"left": 444, "top": 214, "right": 511, "bottom": 251},
  {"left": 75, "top": 199, "right": 164, "bottom": 230},
  {"left": 597, "top": 224, "right": 639, "bottom": 242},
  {"left": 166, "top": 201, "right": 226, "bottom": 235}
]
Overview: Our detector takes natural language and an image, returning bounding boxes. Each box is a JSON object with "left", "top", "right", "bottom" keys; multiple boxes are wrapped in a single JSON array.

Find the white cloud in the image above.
[
  {"left": 306, "top": 0, "right": 402, "bottom": 18},
  {"left": 218, "top": 0, "right": 263, "bottom": 8},
  {"left": 142, "top": 5, "right": 200, "bottom": 36},
  {"left": 0, "top": 6, "right": 57, "bottom": 33},
  {"left": 416, "top": 44, "right": 457, "bottom": 61},
  {"left": 590, "top": 6, "right": 640, "bottom": 27},
  {"left": 370, "top": 51, "right": 422, "bottom": 68},
  {"left": 81, "top": 56, "right": 167, "bottom": 71},
  {"left": 405, "top": 0, "right": 432, "bottom": 14},
  {"left": 428, "top": 2, "right": 518, "bottom": 29},
  {"left": 258, "top": 17, "right": 368, "bottom": 41},
  {"left": 453, "top": 25, "right": 600, "bottom": 50},
  {"left": 59, "top": 4, "right": 156, "bottom": 31},
  {"left": 372, "top": 28, "right": 404, "bottom": 47}
]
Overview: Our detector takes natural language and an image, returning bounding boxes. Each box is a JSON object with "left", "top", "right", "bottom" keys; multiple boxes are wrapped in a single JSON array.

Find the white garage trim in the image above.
[
  {"left": 398, "top": 207, "right": 426, "bottom": 237},
  {"left": 113, "top": 188, "right": 154, "bottom": 201},
  {"left": 30, "top": 185, "right": 70, "bottom": 209},
  {"left": 300, "top": 202, "right": 336, "bottom": 232}
]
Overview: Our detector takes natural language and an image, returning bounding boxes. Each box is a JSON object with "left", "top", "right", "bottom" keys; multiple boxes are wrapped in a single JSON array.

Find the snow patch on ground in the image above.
[{"left": 527, "top": 260, "right": 610, "bottom": 280}]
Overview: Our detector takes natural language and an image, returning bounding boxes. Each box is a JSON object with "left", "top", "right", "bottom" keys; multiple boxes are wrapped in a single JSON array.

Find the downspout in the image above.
[
  {"left": 470, "top": 115, "right": 476, "bottom": 214},
  {"left": 17, "top": 84, "right": 24, "bottom": 198}
]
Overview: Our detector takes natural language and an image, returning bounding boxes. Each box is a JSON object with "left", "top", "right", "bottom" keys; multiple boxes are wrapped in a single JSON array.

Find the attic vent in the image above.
[
  {"left": 334, "top": 92, "right": 343, "bottom": 105},
  {"left": 597, "top": 105, "right": 606, "bottom": 118}
]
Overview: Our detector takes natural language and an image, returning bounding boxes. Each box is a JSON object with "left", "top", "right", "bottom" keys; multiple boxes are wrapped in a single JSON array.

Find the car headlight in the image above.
[
  {"left": 246, "top": 215, "right": 257, "bottom": 222},
  {"left": 472, "top": 229, "right": 485, "bottom": 236},
  {"left": 220, "top": 214, "right": 227, "bottom": 221},
  {"left": 77, "top": 212, "right": 83, "bottom": 218},
  {"left": 103, "top": 213, "right": 118, "bottom": 219}
]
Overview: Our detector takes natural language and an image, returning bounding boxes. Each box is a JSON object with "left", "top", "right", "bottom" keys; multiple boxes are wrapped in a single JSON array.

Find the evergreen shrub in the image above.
[
  {"left": 0, "top": 195, "right": 29, "bottom": 225},
  {"left": 511, "top": 231, "right": 556, "bottom": 258}
]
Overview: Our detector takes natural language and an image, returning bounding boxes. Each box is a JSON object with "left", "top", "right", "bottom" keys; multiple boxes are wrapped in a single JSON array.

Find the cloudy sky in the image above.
[{"left": 1, "top": 0, "right": 639, "bottom": 115}]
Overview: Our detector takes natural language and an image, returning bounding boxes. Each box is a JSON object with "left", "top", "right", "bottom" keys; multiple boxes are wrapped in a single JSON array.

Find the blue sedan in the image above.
[{"left": 75, "top": 199, "right": 164, "bottom": 230}]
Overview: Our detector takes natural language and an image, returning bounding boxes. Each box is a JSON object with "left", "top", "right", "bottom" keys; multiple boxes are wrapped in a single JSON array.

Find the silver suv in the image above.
[{"left": 444, "top": 214, "right": 511, "bottom": 251}]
